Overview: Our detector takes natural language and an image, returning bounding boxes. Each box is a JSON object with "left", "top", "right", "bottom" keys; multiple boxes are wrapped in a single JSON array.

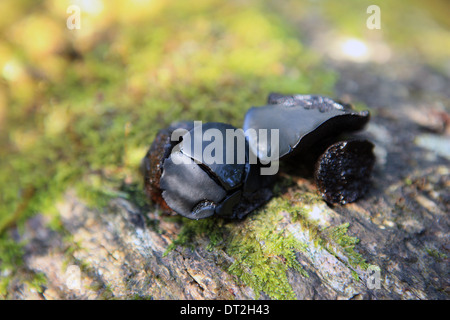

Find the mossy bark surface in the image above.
[{"left": 2, "top": 1, "right": 449, "bottom": 300}]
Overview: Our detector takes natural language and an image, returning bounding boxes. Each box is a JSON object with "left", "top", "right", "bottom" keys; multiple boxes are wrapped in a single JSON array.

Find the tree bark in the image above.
[{"left": 6, "top": 47, "right": 450, "bottom": 302}]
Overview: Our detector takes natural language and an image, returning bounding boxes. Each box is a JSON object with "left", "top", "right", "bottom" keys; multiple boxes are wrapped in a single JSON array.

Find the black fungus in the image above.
[
  {"left": 314, "top": 140, "right": 375, "bottom": 204},
  {"left": 142, "top": 93, "right": 376, "bottom": 220},
  {"left": 149, "top": 122, "right": 273, "bottom": 219},
  {"left": 243, "top": 93, "right": 370, "bottom": 162}
]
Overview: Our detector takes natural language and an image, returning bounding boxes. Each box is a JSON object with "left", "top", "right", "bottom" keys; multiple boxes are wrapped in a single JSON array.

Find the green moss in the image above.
[
  {"left": 276, "top": 191, "right": 368, "bottom": 273},
  {"left": 0, "top": 235, "right": 48, "bottom": 298},
  {"left": 164, "top": 190, "right": 369, "bottom": 299},
  {"left": 0, "top": 0, "right": 336, "bottom": 238},
  {"left": 404, "top": 177, "right": 413, "bottom": 186},
  {"left": 320, "top": 223, "right": 368, "bottom": 271},
  {"left": 290, "top": 206, "right": 322, "bottom": 245},
  {"left": 259, "top": 195, "right": 368, "bottom": 283},
  {"left": 131, "top": 293, "right": 153, "bottom": 300},
  {"left": 164, "top": 194, "right": 372, "bottom": 300},
  {"left": 0, "top": 236, "right": 24, "bottom": 270},
  {"left": 27, "top": 271, "right": 47, "bottom": 294},
  {"left": 99, "top": 284, "right": 115, "bottom": 300},
  {"left": 226, "top": 198, "right": 309, "bottom": 300},
  {"left": 163, "top": 196, "right": 309, "bottom": 300},
  {"left": 425, "top": 247, "right": 448, "bottom": 261},
  {"left": 0, "top": 236, "right": 24, "bottom": 297},
  {"left": 118, "top": 183, "right": 150, "bottom": 212},
  {"left": 163, "top": 216, "right": 226, "bottom": 256},
  {"left": 283, "top": 192, "right": 368, "bottom": 272}
]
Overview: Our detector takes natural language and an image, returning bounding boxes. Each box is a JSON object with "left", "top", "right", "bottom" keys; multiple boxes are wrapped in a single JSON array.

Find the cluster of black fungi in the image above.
[{"left": 141, "top": 93, "right": 375, "bottom": 220}]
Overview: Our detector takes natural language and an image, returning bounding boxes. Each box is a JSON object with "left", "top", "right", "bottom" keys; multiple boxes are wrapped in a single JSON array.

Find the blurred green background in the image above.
[{"left": 0, "top": 0, "right": 449, "bottom": 294}]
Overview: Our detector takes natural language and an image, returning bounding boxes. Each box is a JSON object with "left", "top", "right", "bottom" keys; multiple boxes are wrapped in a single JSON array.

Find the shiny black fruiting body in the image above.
[
  {"left": 243, "top": 93, "right": 370, "bottom": 162},
  {"left": 314, "top": 140, "right": 375, "bottom": 204},
  {"left": 146, "top": 122, "right": 274, "bottom": 220},
  {"left": 142, "top": 93, "right": 375, "bottom": 219}
]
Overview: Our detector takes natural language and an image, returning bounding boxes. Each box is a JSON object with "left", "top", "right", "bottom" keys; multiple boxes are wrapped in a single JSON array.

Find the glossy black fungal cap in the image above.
[
  {"left": 314, "top": 140, "right": 375, "bottom": 204},
  {"left": 179, "top": 122, "right": 247, "bottom": 191},
  {"left": 243, "top": 94, "right": 370, "bottom": 162},
  {"left": 160, "top": 151, "right": 228, "bottom": 219},
  {"left": 157, "top": 122, "right": 273, "bottom": 220}
]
